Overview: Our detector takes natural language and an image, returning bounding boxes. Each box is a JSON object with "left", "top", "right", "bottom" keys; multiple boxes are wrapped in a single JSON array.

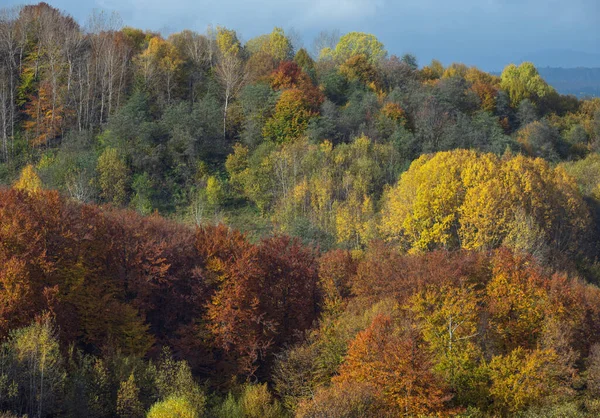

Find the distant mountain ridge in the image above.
[
  {"left": 537, "top": 67, "right": 600, "bottom": 98},
  {"left": 520, "top": 49, "right": 600, "bottom": 69}
]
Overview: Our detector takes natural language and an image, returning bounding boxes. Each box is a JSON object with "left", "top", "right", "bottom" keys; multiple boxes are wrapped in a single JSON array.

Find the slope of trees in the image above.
[{"left": 2, "top": 2, "right": 600, "bottom": 417}]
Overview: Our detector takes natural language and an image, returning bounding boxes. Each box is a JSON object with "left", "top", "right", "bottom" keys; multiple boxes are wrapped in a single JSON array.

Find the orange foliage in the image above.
[
  {"left": 334, "top": 314, "right": 451, "bottom": 415},
  {"left": 23, "top": 81, "right": 70, "bottom": 146},
  {"left": 204, "top": 233, "right": 320, "bottom": 378},
  {"left": 270, "top": 61, "right": 323, "bottom": 111}
]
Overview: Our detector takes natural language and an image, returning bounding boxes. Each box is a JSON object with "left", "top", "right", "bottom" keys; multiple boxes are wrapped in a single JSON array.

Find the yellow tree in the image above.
[
  {"left": 13, "top": 164, "right": 43, "bottom": 194},
  {"left": 500, "top": 62, "right": 554, "bottom": 107},
  {"left": 323, "top": 32, "right": 387, "bottom": 64},
  {"left": 488, "top": 347, "right": 558, "bottom": 414},
  {"left": 408, "top": 285, "right": 486, "bottom": 403},
  {"left": 485, "top": 250, "right": 547, "bottom": 352},
  {"left": 263, "top": 88, "right": 316, "bottom": 143},
  {"left": 135, "top": 36, "right": 183, "bottom": 104},
  {"left": 334, "top": 192, "right": 376, "bottom": 248},
  {"left": 97, "top": 147, "right": 128, "bottom": 206},
  {"left": 381, "top": 150, "right": 590, "bottom": 255},
  {"left": 245, "top": 27, "right": 293, "bottom": 62},
  {"left": 380, "top": 150, "right": 485, "bottom": 251}
]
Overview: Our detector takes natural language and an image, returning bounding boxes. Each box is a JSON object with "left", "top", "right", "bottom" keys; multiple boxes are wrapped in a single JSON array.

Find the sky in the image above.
[{"left": 3, "top": 0, "right": 599, "bottom": 70}]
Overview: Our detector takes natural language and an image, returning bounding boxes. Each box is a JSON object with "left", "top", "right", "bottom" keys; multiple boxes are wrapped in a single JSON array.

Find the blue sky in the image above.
[{"left": 3, "top": 0, "right": 599, "bottom": 70}]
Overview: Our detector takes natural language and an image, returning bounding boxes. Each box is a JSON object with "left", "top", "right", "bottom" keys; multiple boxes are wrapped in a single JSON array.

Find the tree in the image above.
[
  {"left": 500, "top": 62, "right": 554, "bottom": 107},
  {"left": 0, "top": 317, "right": 66, "bottom": 418},
  {"left": 246, "top": 27, "right": 293, "bottom": 62},
  {"left": 215, "top": 27, "right": 247, "bottom": 139},
  {"left": 334, "top": 314, "right": 451, "bottom": 415},
  {"left": 294, "top": 48, "right": 315, "bottom": 73},
  {"left": 203, "top": 233, "right": 319, "bottom": 378},
  {"left": 13, "top": 164, "right": 43, "bottom": 193},
  {"left": 153, "top": 350, "right": 206, "bottom": 415},
  {"left": 323, "top": 32, "right": 386, "bottom": 64},
  {"left": 380, "top": 150, "right": 590, "bottom": 256},
  {"left": 420, "top": 59, "right": 444, "bottom": 81},
  {"left": 116, "top": 373, "right": 144, "bottom": 418},
  {"left": 409, "top": 285, "right": 486, "bottom": 404},
  {"left": 296, "top": 381, "right": 381, "bottom": 418},
  {"left": 147, "top": 396, "right": 197, "bottom": 418},
  {"left": 485, "top": 250, "right": 547, "bottom": 351},
  {"left": 339, "top": 54, "right": 382, "bottom": 92},
  {"left": 401, "top": 53, "right": 418, "bottom": 70},
  {"left": 516, "top": 120, "right": 565, "bottom": 161},
  {"left": 135, "top": 36, "right": 182, "bottom": 105},
  {"left": 488, "top": 347, "right": 558, "bottom": 414},
  {"left": 263, "top": 88, "right": 317, "bottom": 143},
  {"left": 97, "top": 147, "right": 128, "bottom": 205}
]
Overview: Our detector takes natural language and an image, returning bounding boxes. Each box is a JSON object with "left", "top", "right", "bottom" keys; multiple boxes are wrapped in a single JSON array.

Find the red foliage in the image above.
[
  {"left": 350, "top": 241, "right": 490, "bottom": 304},
  {"left": 0, "top": 190, "right": 322, "bottom": 380},
  {"left": 204, "top": 234, "right": 320, "bottom": 378},
  {"left": 270, "top": 61, "right": 324, "bottom": 111}
]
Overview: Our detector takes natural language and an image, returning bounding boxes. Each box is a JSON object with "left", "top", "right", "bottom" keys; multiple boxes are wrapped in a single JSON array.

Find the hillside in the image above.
[{"left": 1, "top": 2, "right": 600, "bottom": 417}]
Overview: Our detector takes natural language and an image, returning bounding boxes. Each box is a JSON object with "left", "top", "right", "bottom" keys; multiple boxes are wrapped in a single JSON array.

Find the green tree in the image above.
[
  {"left": 323, "top": 32, "right": 387, "bottom": 64},
  {"left": 153, "top": 350, "right": 206, "bottom": 416},
  {"left": 116, "top": 373, "right": 144, "bottom": 418},
  {"left": 0, "top": 317, "right": 66, "bottom": 418},
  {"left": 97, "top": 147, "right": 129, "bottom": 205},
  {"left": 500, "top": 62, "right": 554, "bottom": 107},
  {"left": 246, "top": 27, "right": 293, "bottom": 62}
]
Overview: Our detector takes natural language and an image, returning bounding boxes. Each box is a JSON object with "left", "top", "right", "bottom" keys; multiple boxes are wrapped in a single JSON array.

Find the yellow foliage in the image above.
[
  {"left": 147, "top": 395, "right": 198, "bottom": 418},
  {"left": 381, "top": 150, "right": 590, "bottom": 254},
  {"left": 205, "top": 176, "right": 223, "bottom": 207},
  {"left": 13, "top": 165, "right": 42, "bottom": 194},
  {"left": 216, "top": 26, "right": 240, "bottom": 57},
  {"left": 488, "top": 347, "right": 558, "bottom": 414}
]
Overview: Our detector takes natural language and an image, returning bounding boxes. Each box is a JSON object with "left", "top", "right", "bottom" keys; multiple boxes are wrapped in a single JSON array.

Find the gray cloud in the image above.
[{"left": 2, "top": 0, "right": 598, "bottom": 70}]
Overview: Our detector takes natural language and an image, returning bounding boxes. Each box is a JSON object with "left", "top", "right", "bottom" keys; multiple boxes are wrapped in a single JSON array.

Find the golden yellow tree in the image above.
[
  {"left": 381, "top": 150, "right": 590, "bottom": 255},
  {"left": 13, "top": 165, "right": 43, "bottom": 194}
]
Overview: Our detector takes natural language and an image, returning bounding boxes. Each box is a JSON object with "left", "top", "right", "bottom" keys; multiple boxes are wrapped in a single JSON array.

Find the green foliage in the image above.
[
  {"left": 0, "top": 317, "right": 66, "bottom": 417},
  {"left": 246, "top": 27, "right": 293, "bottom": 62},
  {"left": 213, "top": 384, "right": 285, "bottom": 418},
  {"left": 117, "top": 373, "right": 144, "bottom": 418},
  {"left": 153, "top": 349, "right": 206, "bottom": 416},
  {"left": 97, "top": 147, "right": 129, "bottom": 205},
  {"left": 131, "top": 173, "right": 154, "bottom": 215},
  {"left": 501, "top": 62, "right": 555, "bottom": 107},
  {"left": 293, "top": 48, "right": 315, "bottom": 73},
  {"left": 324, "top": 32, "right": 387, "bottom": 64}
]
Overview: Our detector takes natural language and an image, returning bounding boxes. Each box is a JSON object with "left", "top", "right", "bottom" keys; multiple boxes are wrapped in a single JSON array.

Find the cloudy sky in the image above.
[{"left": 4, "top": 0, "right": 599, "bottom": 70}]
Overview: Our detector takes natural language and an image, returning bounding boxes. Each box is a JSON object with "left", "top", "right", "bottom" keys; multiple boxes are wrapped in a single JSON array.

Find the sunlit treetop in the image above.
[
  {"left": 320, "top": 32, "right": 387, "bottom": 64},
  {"left": 13, "top": 164, "right": 42, "bottom": 194}
]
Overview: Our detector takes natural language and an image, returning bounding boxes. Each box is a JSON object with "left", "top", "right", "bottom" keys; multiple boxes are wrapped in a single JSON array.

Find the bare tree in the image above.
[
  {"left": 0, "top": 6, "right": 23, "bottom": 161},
  {"left": 312, "top": 29, "right": 340, "bottom": 58},
  {"left": 87, "top": 10, "right": 128, "bottom": 125},
  {"left": 215, "top": 52, "right": 247, "bottom": 139}
]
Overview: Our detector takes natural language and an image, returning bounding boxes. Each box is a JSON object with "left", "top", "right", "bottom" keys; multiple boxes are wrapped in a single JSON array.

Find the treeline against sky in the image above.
[{"left": 1, "top": 2, "right": 600, "bottom": 417}]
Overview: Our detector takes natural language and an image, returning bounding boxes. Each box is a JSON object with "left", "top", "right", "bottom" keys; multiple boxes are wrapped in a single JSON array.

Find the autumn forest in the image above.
[{"left": 1, "top": 2, "right": 600, "bottom": 417}]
